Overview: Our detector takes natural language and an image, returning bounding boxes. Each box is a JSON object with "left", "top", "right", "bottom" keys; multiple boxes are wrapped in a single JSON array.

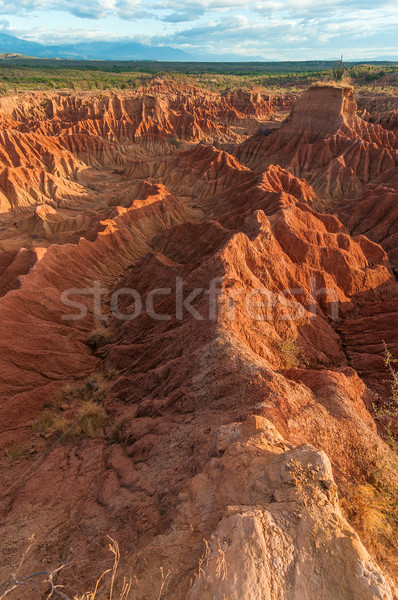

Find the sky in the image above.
[{"left": 0, "top": 0, "right": 397, "bottom": 60}]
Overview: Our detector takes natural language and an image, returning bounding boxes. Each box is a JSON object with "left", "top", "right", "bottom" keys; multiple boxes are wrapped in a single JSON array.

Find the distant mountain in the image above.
[
  {"left": 198, "top": 52, "right": 268, "bottom": 62},
  {"left": 368, "top": 56, "right": 398, "bottom": 62},
  {"left": 0, "top": 32, "right": 189, "bottom": 61}
]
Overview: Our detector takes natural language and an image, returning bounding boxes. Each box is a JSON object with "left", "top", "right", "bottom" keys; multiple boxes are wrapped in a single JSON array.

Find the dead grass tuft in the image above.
[
  {"left": 0, "top": 536, "right": 131, "bottom": 600},
  {"left": 310, "top": 79, "right": 353, "bottom": 90},
  {"left": 51, "top": 401, "right": 107, "bottom": 443},
  {"left": 32, "top": 370, "right": 116, "bottom": 443},
  {"left": 341, "top": 484, "right": 388, "bottom": 536},
  {"left": 4, "top": 443, "right": 28, "bottom": 460}
]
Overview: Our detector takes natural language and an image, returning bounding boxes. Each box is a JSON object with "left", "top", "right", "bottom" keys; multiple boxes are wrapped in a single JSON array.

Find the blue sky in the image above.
[{"left": 1, "top": 0, "right": 397, "bottom": 60}]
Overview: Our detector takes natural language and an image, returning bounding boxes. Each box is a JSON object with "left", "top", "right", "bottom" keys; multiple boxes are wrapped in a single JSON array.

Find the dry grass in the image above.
[
  {"left": 341, "top": 484, "right": 388, "bottom": 537},
  {"left": 75, "top": 372, "right": 112, "bottom": 403},
  {"left": 341, "top": 444, "right": 398, "bottom": 579},
  {"left": 373, "top": 342, "right": 398, "bottom": 449},
  {"left": 310, "top": 79, "right": 353, "bottom": 90},
  {"left": 33, "top": 371, "right": 114, "bottom": 443},
  {"left": 0, "top": 536, "right": 132, "bottom": 600},
  {"left": 51, "top": 401, "right": 107, "bottom": 443},
  {"left": 75, "top": 538, "right": 131, "bottom": 600},
  {"left": 51, "top": 371, "right": 113, "bottom": 409},
  {"left": 33, "top": 410, "right": 55, "bottom": 433}
]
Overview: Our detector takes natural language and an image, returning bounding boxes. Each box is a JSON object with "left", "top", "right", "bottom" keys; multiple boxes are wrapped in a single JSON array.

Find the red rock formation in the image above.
[
  {"left": 357, "top": 92, "right": 398, "bottom": 132},
  {"left": 338, "top": 172, "right": 398, "bottom": 274},
  {"left": 235, "top": 83, "right": 398, "bottom": 202},
  {"left": 0, "top": 83, "right": 397, "bottom": 598},
  {"left": 0, "top": 86, "right": 278, "bottom": 215}
]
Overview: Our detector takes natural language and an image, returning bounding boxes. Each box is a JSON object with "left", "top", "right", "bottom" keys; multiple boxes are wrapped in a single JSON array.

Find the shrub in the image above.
[
  {"left": 5, "top": 443, "right": 28, "bottom": 460},
  {"left": 276, "top": 335, "right": 309, "bottom": 368},
  {"left": 373, "top": 342, "right": 398, "bottom": 448},
  {"left": 87, "top": 326, "right": 113, "bottom": 352},
  {"left": 168, "top": 137, "right": 182, "bottom": 148}
]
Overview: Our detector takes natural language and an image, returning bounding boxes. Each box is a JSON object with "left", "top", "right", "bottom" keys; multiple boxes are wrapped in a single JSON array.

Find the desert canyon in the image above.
[{"left": 0, "top": 80, "right": 397, "bottom": 599}]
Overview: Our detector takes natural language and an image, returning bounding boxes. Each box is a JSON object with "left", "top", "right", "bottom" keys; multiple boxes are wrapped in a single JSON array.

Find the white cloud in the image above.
[{"left": 1, "top": 0, "right": 397, "bottom": 59}]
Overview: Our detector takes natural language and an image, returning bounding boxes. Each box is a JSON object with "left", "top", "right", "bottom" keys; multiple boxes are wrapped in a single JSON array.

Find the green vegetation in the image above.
[
  {"left": 5, "top": 443, "right": 28, "bottom": 460},
  {"left": 168, "top": 136, "right": 183, "bottom": 148},
  {"left": 276, "top": 335, "right": 309, "bottom": 369},
  {"left": 332, "top": 55, "right": 346, "bottom": 81},
  {"left": 0, "top": 57, "right": 396, "bottom": 95}
]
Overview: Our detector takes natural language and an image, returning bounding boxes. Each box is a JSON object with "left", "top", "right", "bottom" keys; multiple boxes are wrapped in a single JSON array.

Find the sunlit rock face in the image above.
[{"left": 0, "top": 82, "right": 397, "bottom": 599}]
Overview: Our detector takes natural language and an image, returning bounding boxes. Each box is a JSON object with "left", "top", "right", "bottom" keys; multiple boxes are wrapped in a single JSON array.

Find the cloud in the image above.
[
  {"left": 2, "top": 0, "right": 397, "bottom": 59},
  {"left": 147, "top": 3, "right": 398, "bottom": 59},
  {"left": 0, "top": 0, "right": 145, "bottom": 20},
  {"left": 0, "top": 0, "right": 106, "bottom": 19},
  {"left": 161, "top": 10, "right": 203, "bottom": 22}
]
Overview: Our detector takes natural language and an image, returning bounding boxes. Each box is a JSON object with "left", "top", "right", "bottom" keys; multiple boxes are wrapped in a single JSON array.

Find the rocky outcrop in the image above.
[
  {"left": 337, "top": 170, "right": 398, "bottom": 274},
  {"left": 186, "top": 417, "right": 393, "bottom": 600},
  {"left": 127, "top": 416, "right": 394, "bottom": 599},
  {"left": 0, "top": 83, "right": 397, "bottom": 599},
  {"left": 235, "top": 84, "right": 398, "bottom": 203},
  {"left": 357, "top": 92, "right": 398, "bottom": 132},
  {"left": 0, "top": 86, "right": 277, "bottom": 213}
]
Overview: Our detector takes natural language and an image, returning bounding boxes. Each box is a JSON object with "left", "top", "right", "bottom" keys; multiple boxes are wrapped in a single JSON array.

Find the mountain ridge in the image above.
[{"left": 0, "top": 31, "right": 190, "bottom": 61}]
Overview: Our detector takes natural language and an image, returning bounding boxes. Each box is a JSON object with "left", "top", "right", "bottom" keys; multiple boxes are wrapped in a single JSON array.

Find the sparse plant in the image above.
[
  {"left": 372, "top": 342, "right": 398, "bottom": 448},
  {"left": 51, "top": 401, "right": 107, "bottom": 443},
  {"left": 75, "top": 538, "right": 131, "bottom": 600},
  {"left": 276, "top": 335, "right": 309, "bottom": 368},
  {"left": 0, "top": 534, "right": 70, "bottom": 600},
  {"left": 332, "top": 55, "right": 346, "bottom": 82},
  {"left": 189, "top": 537, "right": 228, "bottom": 595},
  {"left": 0, "top": 536, "right": 131, "bottom": 600},
  {"left": 87, "top": 326, "right": 113, "bottom": 352},
  {"left": 4, "top": 443, "right": 28, "bottom": 460},
  {"left": 155, "top": 567, "right": 172, "bottom": 600},
  {"left": 168, "top": 137, "right": 182, "bottom": 149},
  {"left": 214, "top": 540, "right": 228, "bottom": 582}
]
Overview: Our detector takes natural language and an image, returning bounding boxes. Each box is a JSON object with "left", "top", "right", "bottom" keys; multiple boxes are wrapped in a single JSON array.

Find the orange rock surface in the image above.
[{"left": 0, "top": 82, "right": 397, "bottom": 599}]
